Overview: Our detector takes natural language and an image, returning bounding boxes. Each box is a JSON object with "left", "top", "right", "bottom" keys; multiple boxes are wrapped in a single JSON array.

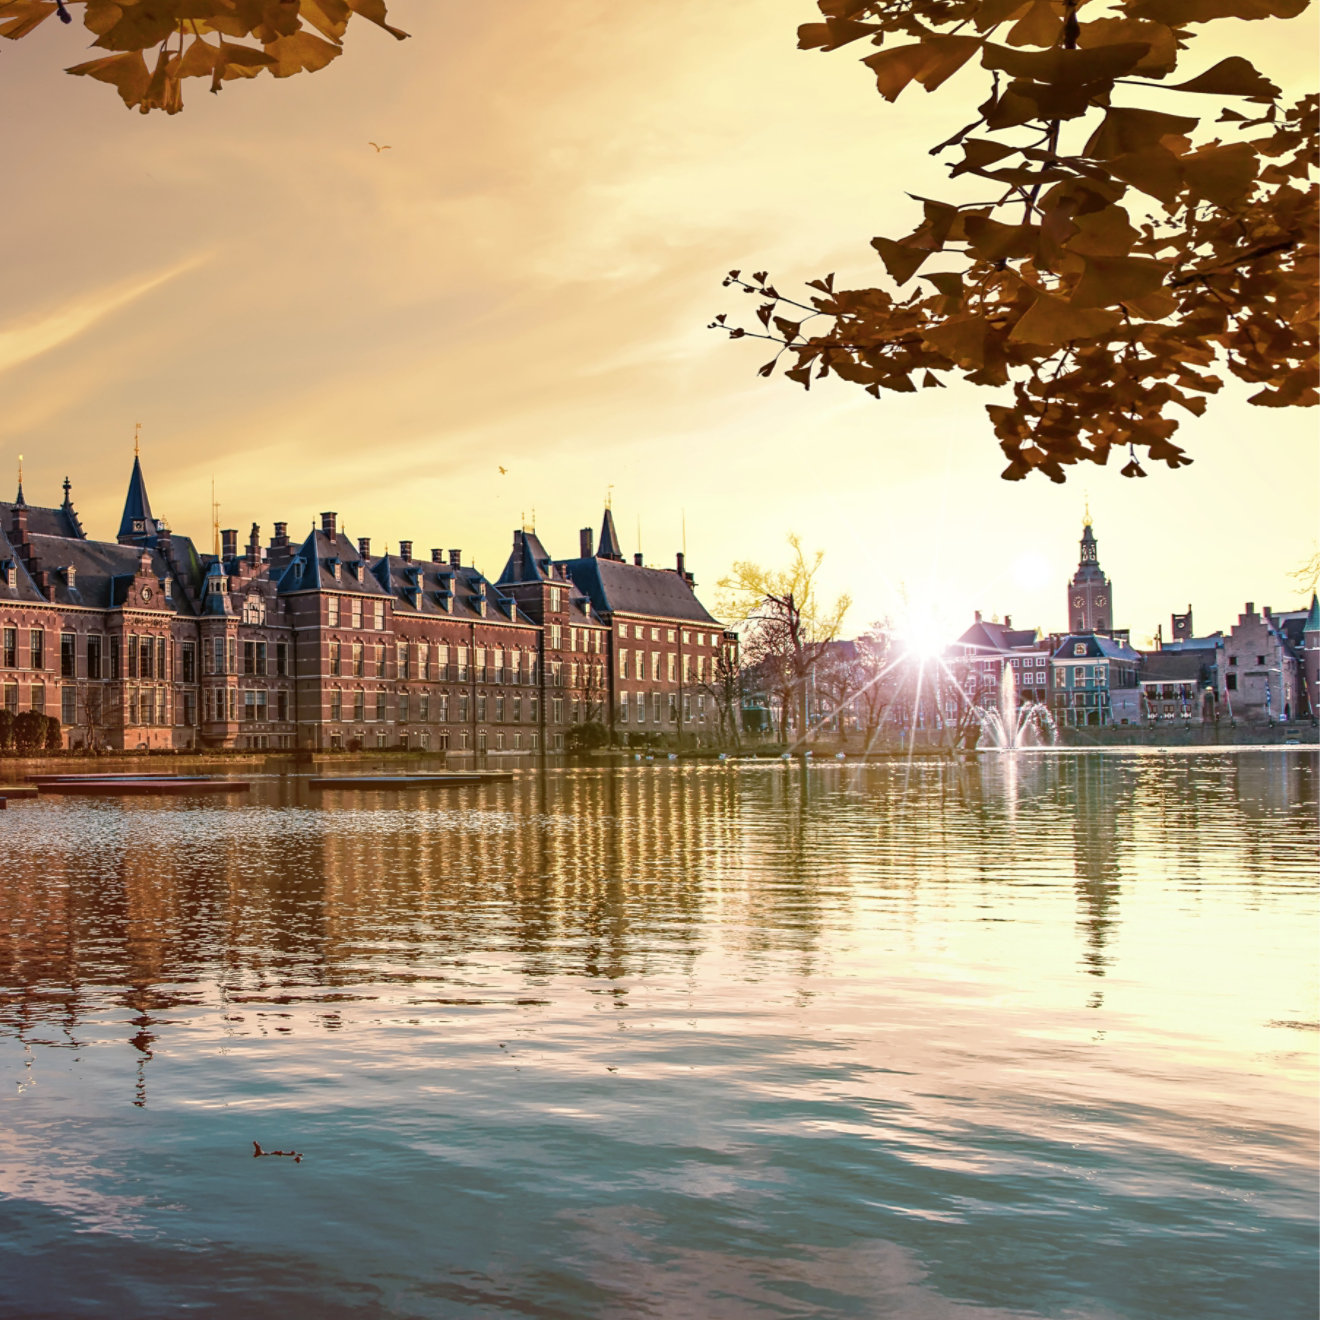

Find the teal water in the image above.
[{"left": 0, "top": 752, "right": 1315, "bottom": 1319}]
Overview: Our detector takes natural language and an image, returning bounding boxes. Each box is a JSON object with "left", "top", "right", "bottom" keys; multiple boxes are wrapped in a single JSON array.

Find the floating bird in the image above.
[
  {"left": 368, "top": 142, "right": 391, "bottom": 152},
  {"left": 253, "top": 1141, "right": 302, "bottom": 1163}
]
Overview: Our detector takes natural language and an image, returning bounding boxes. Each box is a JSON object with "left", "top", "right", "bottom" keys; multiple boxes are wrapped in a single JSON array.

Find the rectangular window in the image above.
[
  {"left": 31, "top": 684, "right": 45, "bottom": 715},
  {"left": 634, "top": 651, "right": 644, "bottom": 680},
  {"left": 513, "top": 697, "right": 521, "bottom": 722},
  {"left": 438, "top": 694, "right": 449, "bottom": 722},
  {"left": 667, "top": 653, "right": 676, "bottom": 682},
  {"left": 619, "top": 648, "right": 627, "bottom": 677},
  {"left": 2, "top": 629, "right": 14, "bottom": 668},
  {"left": 376, "top": 692, "right": 387, "bottom": 723},
  {"left": 61, "top": 685, "right": 77, "bottom": 725},
  {"left": 399, "top": 694, "right": 410, "bottom": 723},
  {"left": 549, "top": 625, "right": 561, "bottom": 650},
  {"left": 276, "top": 643, "right": 288, "bottom": 676},
  {"left": 1226, "top": 673, "right": 1237, "bottom": 691},
  {"left": 398, "top": 643, "right": 410, "bottom": 678},
  {"left": 330, "top": 690, "right": 343, "bottom": 721},
  {"left": 353, "top": 642, "right": 364, "bottom": 676},
  {"left": 529, "top": 698, "right": 538, "bottom": 723},
  {"left": 60, "top": 632, "right": 77, "bottom": 678},
  {"left": 354, "top": 690, "right": 365, "bottom": 722},
  {"left": 650, "top": 652, "right": 661, "bottom": 681},
  {"left": 182, "top": 642, "right": 196, "bottom": 683},
  {"left": 668, "top": 692, "right": 678, "bottom": 722},
  {"left": 456, "top": 646, "right": 469, "bottom": 681},
  {"left": 374, "top": 601, "right": 384, "bottom": 630},
  {"left": 276, "top": 690, "right": 289, "bottom": 721},
  {"left": 327, "top": 595, "right": 340, "bottom": 627},
  {"left": 652, "top": 691, "right": 661, "bottom": 722},
  {"left": 330, "top": 640, "right": 341, "bottom": 675},
  {"left": 30, "top": 630, "right": 45, "bottom": 671},
  {"left": 477, "top": 695, "right": 487, "bottom": 722},
  {"left": 227, "top": 639, "right": 237, "bottom": 674},
  {"left": 635, "top": 692, "right": 645, "bottom": 722},
  {"left": 619, "top": 694, "right": 628, "bottom": 722},
  {"left": 127, "top": 634, "right": 140, "bottom": 679},
  {"left": 349, "top": 598, "right": 362, "bottom": 629},
  {"left": 458, "top": 694, "right": 470, "bottom": 722},
  {"left": 184, "top": 691, "right": 197, "bottom": 726},
  {"left": 140, "top": 635, "right": 155, "bottom": 680},
  {"left": 419, "top": 694, "right": 430, "bottom": 721},
  {"left": 552, "top": 698, "right": 563, "bottom": 724},
  {"left": 86, "top": 634, "right": 102, "bottom": 680},
  {"left": 2, "top": 684, "right": 16, "bottom": 715},
  {"left": 495, "top": 696, "right": 506, "bottom": 722},
  {"left": 157, "top": 636, "right": 166, "bottom": 680}
]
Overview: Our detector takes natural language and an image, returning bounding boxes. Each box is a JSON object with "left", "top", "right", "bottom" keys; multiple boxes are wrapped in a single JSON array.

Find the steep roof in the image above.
[
  {"left": 955, "top": 617, "right": 1040, "bottom": 654},
  {"left": 23, "top": 532, "right": 192, "bottom": 614},
  {"left": 1053, "top": 633, "right": 1140, "bottom": 661},
  {"left": 117, "top": 456, "right": 154, "bottom": 540},
  {"left": 559, "top": 556, "right": 718, "bottom": 625},
  {"left": 0, "top": 525, "right": 46, "bottom": 604},
  {"left": 0, "top": 500, "right": 84, "bottom": 540},
  {"left": 1305, "top": 594, "right": 1320, "bottom": 634},
  {"left": 1139, "top": 650, "right": 1212, "bottom": 683},
  {"left": 277, "top": 528, "right": 393, "bottom": 596},
  {"left": 496, "top": 529, "right": 553, "bottom": 585},
  {"left": 597, "top": 507, "right": 623, "bottom": 561}
]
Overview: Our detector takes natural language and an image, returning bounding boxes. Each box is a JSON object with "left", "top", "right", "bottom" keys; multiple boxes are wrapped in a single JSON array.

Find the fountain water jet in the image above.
[{"left": 975, "top": 663, "right": 1057, "bottom": 750}]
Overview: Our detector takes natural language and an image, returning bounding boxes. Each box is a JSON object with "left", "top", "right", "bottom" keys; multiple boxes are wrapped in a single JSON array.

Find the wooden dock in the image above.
[{"left": 35, "top": 778, "right": 250, "bottom": 795}]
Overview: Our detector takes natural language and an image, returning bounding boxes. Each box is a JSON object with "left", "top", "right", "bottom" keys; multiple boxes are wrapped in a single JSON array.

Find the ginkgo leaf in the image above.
[
  {"left": 862, "top": 37, "right": 980, "bottom": 101},
  {"left": 1006, "top": 0, "right": 1064, "bottom": 48},
  {"left": 871, "top": 236, "right": 931, "bottom": 284},
  {"left": 1010, "top": 291, "right": 1122, "bottom": 345},
  {"left": 1083, "top": 107, "right": 1200, "bottom": 158},
  {"left": 1167, "top": 56, "right": 1279, "bottom": 100},
  {"left": 346, "top": 0, "right": 409, "bottom": 40},
  {"left": 264, "top": 31, "right": 342, "bottom": 78},
  {"left": 66, "top": 49, "right": 150, "bottom": 108},
  {"left": 1181, "top": 141, "right": 1259, "bottom": 205},
  {"left": 1070, "top": 254, "right": 1171, "bottom": 308},
  {"left": 0, "top": 1, "right": 57, "bottom": 41}
]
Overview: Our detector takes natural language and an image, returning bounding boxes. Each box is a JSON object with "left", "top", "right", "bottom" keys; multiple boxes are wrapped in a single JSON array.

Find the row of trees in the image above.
[{"left": 0, "top": 711, "right": 64, "bottom": 754}]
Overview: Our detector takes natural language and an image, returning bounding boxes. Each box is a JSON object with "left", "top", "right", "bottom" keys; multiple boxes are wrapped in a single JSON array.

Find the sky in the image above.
[{"left": 1, "top": 0, "right": 1316, "bottom": 649}]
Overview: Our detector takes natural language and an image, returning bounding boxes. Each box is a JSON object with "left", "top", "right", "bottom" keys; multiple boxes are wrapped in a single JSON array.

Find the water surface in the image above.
[{"left": 1, "top": 753, "right": 1316, "bottom": 1319}]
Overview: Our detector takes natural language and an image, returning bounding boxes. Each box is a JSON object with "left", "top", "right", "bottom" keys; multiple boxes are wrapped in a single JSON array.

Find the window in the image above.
[
  {"left": 2, "top": 684, "right": 15, "bottom": 715},
  {"left": 376, "top": 692, "right": 387, "bottom": 723},
  {"left": 477, "top": 695, "right": 487, "bottom": 721},
  {"left": 353, "top": 690, "right": 365, "bottom": 722},
  {"left": 459, "top": 694, "right": 470, "bottom": 722},
  {"left": 352, "top": 642, "right": 364, "bottom": 676},
  {"left": 651, "top": 627, "right": 660, "bottom": 641},
  {"left": 619, "top": 694, "right": 629, "bottom": 723},
  {"left": 1073, "top": 643, "right": 1086, "bottom": 656},
  {"left": 634, "top": 652, "right": 643, "bottom": 680},
  {"left": 31, "top": 684, "right": 44, "bottom": 715},
  {"left": 635, "top": 692, "right": 645, "bottom": 722},
  {"left": 419, "top": 694, "right": 429, "bottom": 721},
  {"left": 438, "top": 694, "right": 450, "bottom": 722},
  {"left": 350, "top": 598, "right": 363, "bottom": 629},
  {"left": 61, "top": 685, "right": 77, "bottom": 725},
  {"left": 652, "top": 691, "right": 661, "bottom": 722},
  {"left": 667, "top": 629, "right": 675, "bottom": 643},
  {"left": 668, "top": 692, "right": 678, "bottom": 722},
  {"left": 60, "top": 632, "right": 76, "bottom": 678},
  {"left": 327, "top": 596, "right": 340, "bottom": 627},
  {"left": 698, "top": 693, "right": 707, "bottom": 722},
  {"left": 1, "top": 629, "right": 14, "bottom": 668},
  {"left": 549, "top": 624, "right": 562, "bottom": 650},
  {"left": 651, "top": 652, "right": 661, "bottom": 681},
  {"left": 275, "top": 643, "right": 288, "bottom": 677},
  {"left": 513, "top": 697, "right": 521, "bottom": 722},
  {"left": 495, "top": 696, "right": 506, "bottom": 722},
  {"left": 276, "top": 690, "right": 289, "bottom": 722},
  {"left": 1256, "top": 655, "right": 1265, "bottom": 666},
  {"left": 528, "top": 698, "right": 538, "bottom": 722},
  {"left": 243, "top": 641, "right": 267, "bottom": 676},
  {"left": 399, "top": 694, "right": 410, "bottom": 723},
  {"left": 667, "top": 653, "right": 676, "bottom": 682},
  {"left": 330, "top": 690, "right": 343, "bottom": 721},
  {"left": 242, "top": 689, "right": 268, "bottom": 722},
  {"left": 374, "top": 601, "right": 384, "bottom": 630},
  {"left": 243, "top": 595, "right": 266, "bottom": 625},
  {"left": 181, "top": 642, "right": 196, "bottom": 683},
  {"left": 86, "top": 634, "right": 102, "bottom": 680},
  {"left": 140, "top": 635, "right": 154, "bottom": 680},
  {"left": 398, "top": 643, "right": 410, "bottom": 678},
  {"left": 549, "top": 587, "right": 563, "bottom": 612},
  {"left": 619, "top": 648, "right": 628, "bottom": 676},
  {"left": 330, "top": 640, "right": 342, "bottom": 675},
  {"left": 418, "top": 642, "right": 430, "bottom": 679},
  {"left": 184, "top": 691, "right": 196, "bottom": 726},
  {"left": 1228, "top": 655, "right": 1237, "bottom": 666},
  {"left": 552, "top": 698, "right": 563, "bottom": 723},
  {"left": 30, "top": 630, "right": 44, "bottom": 671},
  {"left": 1226, "top": 674, "right": 1237, "bottom": 691}
]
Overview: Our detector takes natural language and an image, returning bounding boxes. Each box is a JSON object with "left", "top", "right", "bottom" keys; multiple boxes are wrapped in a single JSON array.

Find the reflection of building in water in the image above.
[{"left": 1067, "top": 757, "right": 1123, "bottom": 993}]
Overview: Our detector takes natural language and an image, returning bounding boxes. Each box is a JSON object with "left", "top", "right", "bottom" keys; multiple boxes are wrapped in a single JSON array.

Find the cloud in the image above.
[{"left": 0, "top": 255, "right": 208, "bottom": 377}]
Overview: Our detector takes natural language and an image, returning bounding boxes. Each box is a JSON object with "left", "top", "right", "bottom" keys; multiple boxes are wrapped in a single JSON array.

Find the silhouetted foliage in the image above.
[
  {"left": 716, "top": 0, "right": 1317, "bottom": 481},
  {"left": 0, "top": 0, "right": 407, "bottom": 114}
]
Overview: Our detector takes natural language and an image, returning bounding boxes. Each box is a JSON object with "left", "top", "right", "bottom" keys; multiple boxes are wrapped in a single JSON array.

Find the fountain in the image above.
[{"left": 975, "top": 663, "right": 1057, "bottom": 750}]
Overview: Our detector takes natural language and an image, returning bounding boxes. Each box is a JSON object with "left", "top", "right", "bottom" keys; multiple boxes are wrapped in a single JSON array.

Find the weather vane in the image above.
[{"left": 134, "top": 421, "right": 141, "bottom": 457}]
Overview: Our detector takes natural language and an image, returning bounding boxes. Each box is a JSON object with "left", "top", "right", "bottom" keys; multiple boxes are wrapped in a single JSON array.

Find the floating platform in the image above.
[
  {"left": 0, "top": 785, "right": 40, "bottom": 799},
  {"left": 28, "top": 773, "right": 187, "bottom": 785},
  {"left": 309, "top": 773, "right": 512, "bottom": 789},
  {"left": 36, "top": 778, "right": 251, "bottom": 795}
]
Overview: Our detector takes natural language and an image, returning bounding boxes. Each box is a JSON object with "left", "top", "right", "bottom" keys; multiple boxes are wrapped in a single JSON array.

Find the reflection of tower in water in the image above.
[{"left": 1069, "top": 757, "right": 1123, "bottom": 1005}]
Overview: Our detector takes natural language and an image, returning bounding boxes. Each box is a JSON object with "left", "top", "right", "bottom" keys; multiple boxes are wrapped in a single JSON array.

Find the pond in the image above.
[{"left": 0, "top": 752, "right": 1315, "bottom": 1319}]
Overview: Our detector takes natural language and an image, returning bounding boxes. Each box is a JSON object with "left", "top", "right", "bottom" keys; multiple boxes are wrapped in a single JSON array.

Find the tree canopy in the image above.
[
  {"left": 0, "top": 0, "right": 407, "bottom": 114},
  {"left": 714, "top": 0, "right": 1317, "bottom": 482}
]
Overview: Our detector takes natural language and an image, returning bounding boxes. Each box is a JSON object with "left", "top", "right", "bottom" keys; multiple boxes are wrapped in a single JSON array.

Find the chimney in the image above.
[
  {"left": 1245, "top": 601, "right": 1254, "bottom": 615},
  {"left": 1263, "top": 604, "right": 1271, "bottom": 619},
  {"left": 272, "top": 521, "right": 289, "bottom": 552},
  {"left": 10, "top": 503, "right": 27, "bottom": 542},
  {"left": 580, "top": 527, "right": 593, "bottom": 557},
  {"left": 221, "top": 528, "right": 238, "bottom": 561},
  {"left": 1004, "top": 614, "right": 1012, "bottom": 628},
  {"left": 247, "top": 522, "right": 261, "bottom": 566},
  {"left": 676, "top": 551, "right": 685, "bottom": 577},
  {"left": 399, "top": 540, "right": 412, "bottom": 562},
  {"left": 431, "top": 548, "right": 444, "bottom": 563},
  {"left": 358, "top": 536, "right": 371, "bottom": 559},
  {"left": 321, "top": 511, "right": 337, "bottom": 537},
  {"left": 449, "top": 549, "right": 461, "bottom": 569},
  {"left": 633, "top": 552, "right": 643, "bottom": 566},
  {"left": 975, "top": 610, "right": 982, "bottom": 623}
]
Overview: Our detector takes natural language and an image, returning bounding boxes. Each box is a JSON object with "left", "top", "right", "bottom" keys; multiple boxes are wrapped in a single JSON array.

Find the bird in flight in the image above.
[
  {"left": 498, "top": 466, "right": 507, "bottom": 475},
  {"left": 368, "top": 142, "right": 391, "bottom": 152}
]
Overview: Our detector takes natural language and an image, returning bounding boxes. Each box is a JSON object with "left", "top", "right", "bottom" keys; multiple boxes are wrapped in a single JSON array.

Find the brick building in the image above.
[{"left": 0, "top": 459, "right": 734, "bottom": 754}]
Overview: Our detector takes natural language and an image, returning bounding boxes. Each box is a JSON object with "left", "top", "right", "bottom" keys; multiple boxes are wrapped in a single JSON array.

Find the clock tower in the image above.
[{"left": 1066, "top": 508, "right": 1113, "bottom": 634}]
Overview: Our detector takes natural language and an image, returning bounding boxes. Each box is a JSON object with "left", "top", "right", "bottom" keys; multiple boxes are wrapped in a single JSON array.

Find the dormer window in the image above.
[
  {"left": 64, "top": 566, "right": 76, "bottom": 590},
  {"left": 2, "top": 561, "right": 14, "bottom": 589}
]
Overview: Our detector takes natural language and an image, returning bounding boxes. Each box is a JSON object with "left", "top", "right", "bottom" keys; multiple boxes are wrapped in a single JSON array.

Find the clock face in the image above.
[
  {"left": 141, "top": 586, "right": 153, "bottom": 601},
  {"left": 1095, "top": 594, "right": 1107, "bottom": 605},
  {"left": 1073, "top": 595, "right": 1084, "bottom": 607}
]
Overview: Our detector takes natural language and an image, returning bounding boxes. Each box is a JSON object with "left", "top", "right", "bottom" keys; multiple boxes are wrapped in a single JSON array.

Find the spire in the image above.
[
  {"left": 598, "top": 505, "right": 623, "bottom": 560},
  {"left": 117, "top": 453, "right": 155, "bottom": 543},
  {"left": 1083, "top": 495, "right": 1092, "bottom": 528},
  {"left": 15, "top": 454, "right": 24, "bottom": 506}
]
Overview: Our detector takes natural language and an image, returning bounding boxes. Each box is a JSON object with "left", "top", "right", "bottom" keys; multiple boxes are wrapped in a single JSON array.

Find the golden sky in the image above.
[{"left": 1, "top": 0, "right": 1316, "bottom": 646}]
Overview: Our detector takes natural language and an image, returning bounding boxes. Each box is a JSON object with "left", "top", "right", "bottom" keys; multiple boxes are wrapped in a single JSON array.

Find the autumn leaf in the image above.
[{"left": 1011, "top": 292, "right": 1123, "bottom": 345}]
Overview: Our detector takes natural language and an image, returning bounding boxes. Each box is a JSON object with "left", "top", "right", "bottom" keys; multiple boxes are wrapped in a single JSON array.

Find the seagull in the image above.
[{"left": 368, "top": 142, "right": 391, "bottom": 152}]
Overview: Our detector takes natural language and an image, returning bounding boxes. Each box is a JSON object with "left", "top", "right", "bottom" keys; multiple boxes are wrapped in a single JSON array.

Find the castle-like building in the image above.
[{"left": 0, "top": 458, "right": 737, "bottom": 754}]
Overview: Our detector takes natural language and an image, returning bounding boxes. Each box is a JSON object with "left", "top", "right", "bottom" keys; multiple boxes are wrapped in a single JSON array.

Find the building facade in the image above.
[
  {"left": 0, "top": 461, "right": 734, "bottom": 754},
  {"left": 1066, "top": 515, "right": 1115, "bottom": 636}
]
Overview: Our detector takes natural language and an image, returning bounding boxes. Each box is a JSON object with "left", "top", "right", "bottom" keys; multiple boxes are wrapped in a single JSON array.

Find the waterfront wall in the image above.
[{"left": 1059, "top": 722, "right": 1317, "bottom": 748}]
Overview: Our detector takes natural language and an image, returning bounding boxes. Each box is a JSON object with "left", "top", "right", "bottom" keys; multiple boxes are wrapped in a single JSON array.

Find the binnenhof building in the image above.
[{"left": 0, "top": 457, "right": 737, "bottom": 754}]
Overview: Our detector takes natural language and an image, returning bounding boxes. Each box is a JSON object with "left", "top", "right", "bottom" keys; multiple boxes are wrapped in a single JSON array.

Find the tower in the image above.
[
  {"left": 117, "top": 453, "right": 157, "bottom": 545},
  {"left": 1066, "top": 509, "right": 1113, "bottom": 634}
]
